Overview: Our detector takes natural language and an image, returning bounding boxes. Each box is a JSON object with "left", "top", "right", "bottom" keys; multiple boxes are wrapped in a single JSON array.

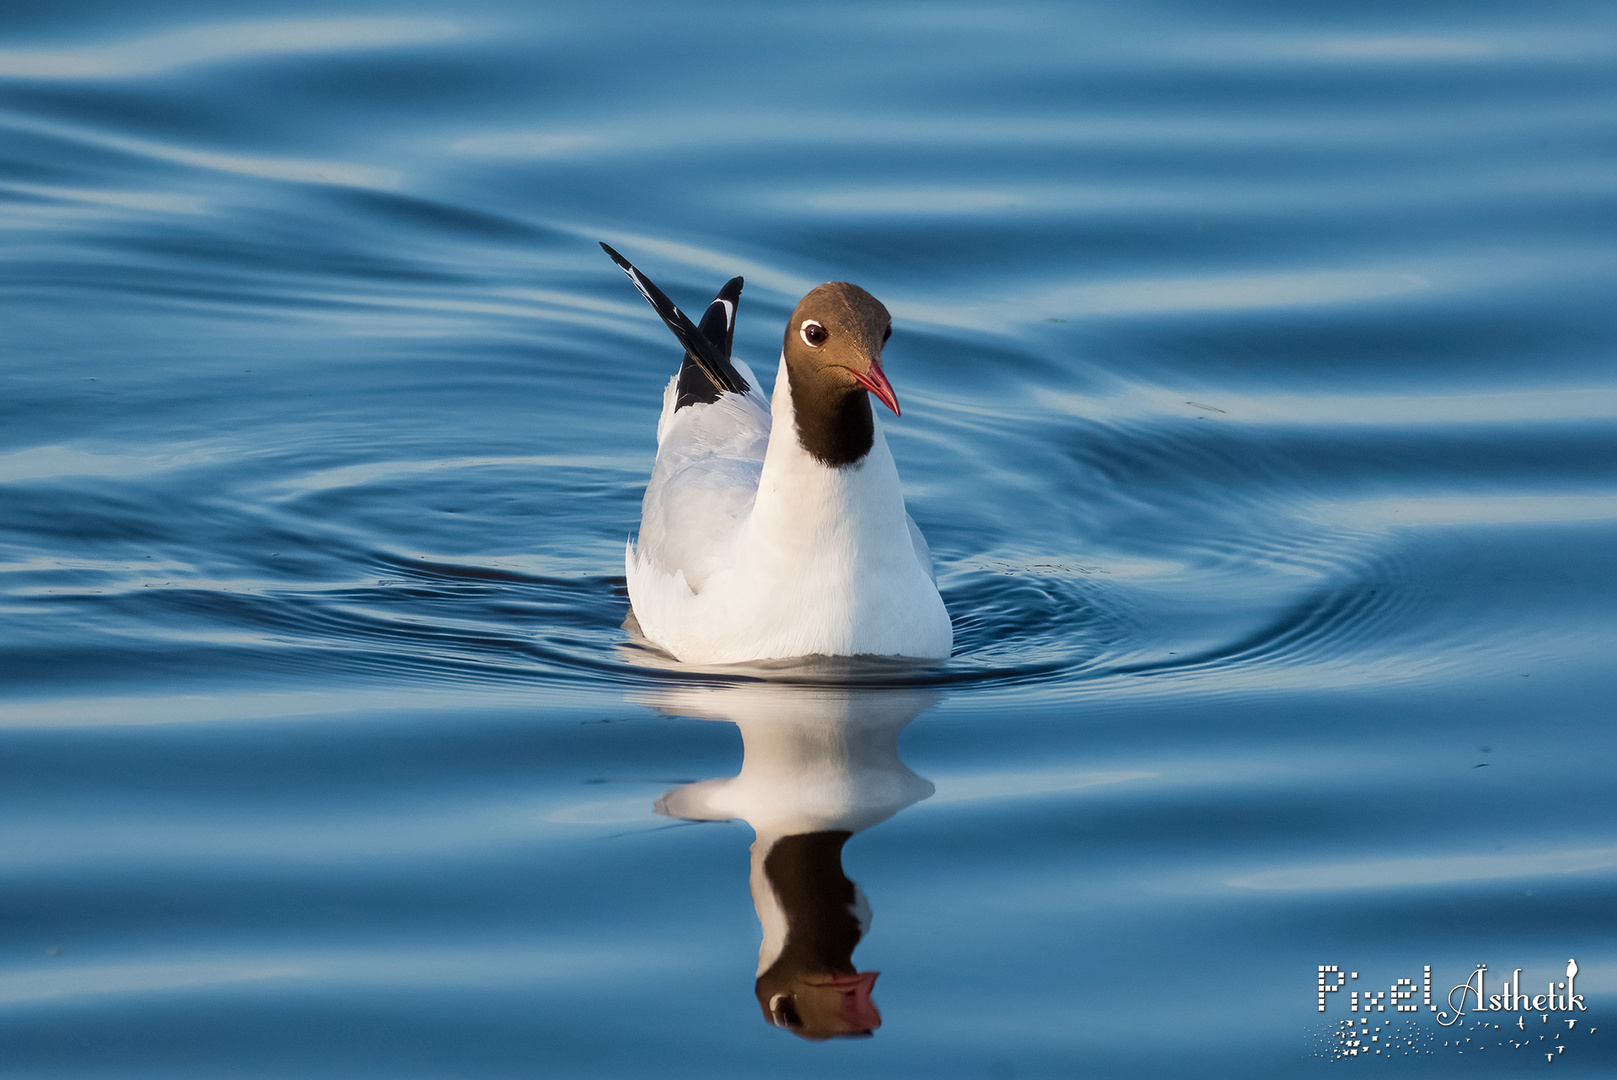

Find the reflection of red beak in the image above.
[
  {"left": 824, "top": 971, "right": 882, "bottom": 1031},
  {"left": 853, "top": 360, "right": 901, "bottom": 416}
]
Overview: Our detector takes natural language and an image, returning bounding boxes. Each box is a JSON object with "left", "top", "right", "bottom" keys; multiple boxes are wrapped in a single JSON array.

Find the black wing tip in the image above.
[
  {"left": 600, "top": 242, "right": 745, "bottom": 398},
  {"left": 600, "top": 242, "right": 647, "bottom": 291},
  {"left": 692, "top": 275, "right": 748, "bottom": 401}
]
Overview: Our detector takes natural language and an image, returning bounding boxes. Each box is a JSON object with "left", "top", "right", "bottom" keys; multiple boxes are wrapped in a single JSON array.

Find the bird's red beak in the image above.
[
  {"left": 823, "top": 971, "right": 882, "bottom": 1031},
  {"left": 853, "top": 359, "right": 900, "bottom": 416}
]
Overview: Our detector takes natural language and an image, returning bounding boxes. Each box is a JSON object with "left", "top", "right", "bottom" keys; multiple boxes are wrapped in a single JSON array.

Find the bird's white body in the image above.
[{"left": 626, "top": 355, "right": 952, "bottom": 664}]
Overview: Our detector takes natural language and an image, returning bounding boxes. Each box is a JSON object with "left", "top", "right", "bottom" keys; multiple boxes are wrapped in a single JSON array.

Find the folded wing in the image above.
[{"left": 605, "top": 244, "right": 770, "bottom": 591}]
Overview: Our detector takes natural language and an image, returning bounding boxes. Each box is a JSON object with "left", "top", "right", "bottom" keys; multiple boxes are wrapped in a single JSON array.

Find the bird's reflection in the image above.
[{"left": 639, "top": 678, "right": 935, "bottom": 1040}]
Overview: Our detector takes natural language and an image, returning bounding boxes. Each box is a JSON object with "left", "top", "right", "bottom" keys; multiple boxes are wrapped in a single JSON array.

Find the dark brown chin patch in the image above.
[{"left": 786, "top": 369, "right": 874, "bottom": 467}]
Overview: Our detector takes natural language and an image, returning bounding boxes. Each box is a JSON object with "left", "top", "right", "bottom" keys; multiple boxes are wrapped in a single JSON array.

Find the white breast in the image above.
[{"left": 627, "top": 354, "right": 952, "bottom": 664}]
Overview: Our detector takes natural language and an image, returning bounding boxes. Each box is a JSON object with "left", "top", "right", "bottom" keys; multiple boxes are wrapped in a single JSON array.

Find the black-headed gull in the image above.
[{"left": 601, "top": 244, "right": 952, "bottom": 664}]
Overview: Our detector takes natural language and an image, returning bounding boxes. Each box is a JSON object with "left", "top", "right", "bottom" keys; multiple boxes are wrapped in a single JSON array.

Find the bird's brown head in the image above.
[{"left": 781, "top": 282, "right": 897, "bottom": 468}]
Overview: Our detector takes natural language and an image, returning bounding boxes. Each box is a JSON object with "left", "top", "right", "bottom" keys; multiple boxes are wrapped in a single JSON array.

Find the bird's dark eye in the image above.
[
  {"left": 769, "top": 994, "right": 802, "bottom": 1029},
  {"left": 882, "top": 325, "right": 892, "bottom": 344},
  {"left": 800, "top": 321, "right": 828, "bottom": 347}
]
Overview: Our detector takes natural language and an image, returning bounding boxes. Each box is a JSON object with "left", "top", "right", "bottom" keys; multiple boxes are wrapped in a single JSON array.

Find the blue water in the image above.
[{"left": 2, "top": 1, "right": 1615, "bottom": 1075}]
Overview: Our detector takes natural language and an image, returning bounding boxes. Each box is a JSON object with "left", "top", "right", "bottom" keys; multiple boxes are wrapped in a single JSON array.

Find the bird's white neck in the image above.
[{"left": 740, "top": 355, "right": 910, "bottom": 570}]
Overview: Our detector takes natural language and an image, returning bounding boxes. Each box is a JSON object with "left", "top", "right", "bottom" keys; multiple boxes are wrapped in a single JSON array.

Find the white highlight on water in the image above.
[{"left": 0, "top": 18, "right": 465, "bottom": 79}]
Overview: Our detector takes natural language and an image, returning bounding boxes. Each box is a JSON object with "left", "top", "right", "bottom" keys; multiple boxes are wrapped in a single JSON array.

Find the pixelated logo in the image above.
[{"left": 1309, "top": 959, "right": 1598, "bottom": 1062}]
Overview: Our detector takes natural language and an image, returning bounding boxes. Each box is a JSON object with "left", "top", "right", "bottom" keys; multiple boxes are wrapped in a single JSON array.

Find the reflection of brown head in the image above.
[{"left": 754, "top": 831, "right": 882, "bottom": 1040}]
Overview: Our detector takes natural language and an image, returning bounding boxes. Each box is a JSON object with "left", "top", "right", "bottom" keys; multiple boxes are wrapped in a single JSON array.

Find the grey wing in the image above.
[
  {"left": 637, "top": 380, "right": 770, "bottom": 591},
  {"left": 906, "top": 513, "right": 937, "bottom": 584},
  {"left": 654, "top": 779, "right": 735, "bottom": 821}
]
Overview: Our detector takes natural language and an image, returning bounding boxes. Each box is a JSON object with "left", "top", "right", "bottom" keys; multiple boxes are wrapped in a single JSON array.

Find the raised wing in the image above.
[{"left": 600, "top": 243, "right": 749, "bottom": 401}]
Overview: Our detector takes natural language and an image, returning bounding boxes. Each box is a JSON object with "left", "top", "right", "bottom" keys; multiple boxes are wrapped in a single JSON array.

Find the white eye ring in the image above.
[{"left": 799, "top": 320, "right": 827, "bottom": 347}]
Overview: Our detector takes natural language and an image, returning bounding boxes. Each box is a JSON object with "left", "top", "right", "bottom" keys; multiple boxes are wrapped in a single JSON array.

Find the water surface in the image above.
[{"left": 2, "top": 1, "right": 1615, "bottom": 1075}]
